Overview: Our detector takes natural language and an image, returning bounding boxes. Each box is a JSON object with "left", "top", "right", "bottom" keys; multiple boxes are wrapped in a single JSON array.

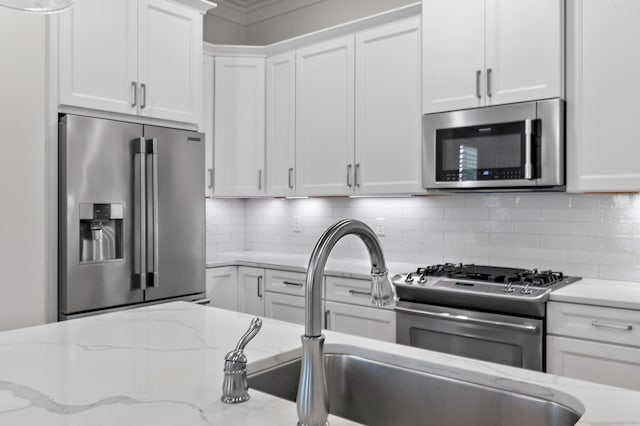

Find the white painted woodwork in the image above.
[
  {"left": 58, "top": 0, "right": 138, "bottom": 114},
  {"left": 547, "top": 336, "right": 640, "bottom": 391},
  {"left": 265, "top": 269, "right": 306, "bottom": 297},
  {"left": 236, "top": 266, "right": 265, "bottom": 316},
  {"left": 295, "top": 36, "right": 355, "bottom": 196},
  {"left": 325, "top": 276, "right": 393, "bottom": 310},
  {"left": 567, "top": 0, "right": 640, "bottom": 192},
  {"left": 205, "top": 266, "right": 238, "bottom": 311},
  {"left": 484, "top": 0, "right": 563, "bottom": 106},
  {"left": 354, "top": 17, "right": 422, "bottom": 194},
  {"left": 265, "top": 51, "right": 296, "bottom": 196},
  {"left": 547, "top": 301, "right": 640, "bottom": 347},
  {"left": 265, "top": 292, "right": 305, "bottom": 325},
  {"left": 213, "top": 56, "right": 265, "bottom": 196},
  {"left": 202, "top": 55, "right": 214, "bottom": 196},
  {"left": 324, "top": 301, "right": 396, "bottom": 342},
  {"left": 422, "top": 0, "right": 484, "bottom": 113},
  {"left": 138, "top": 0, "right": 202, "bottom": 123}
]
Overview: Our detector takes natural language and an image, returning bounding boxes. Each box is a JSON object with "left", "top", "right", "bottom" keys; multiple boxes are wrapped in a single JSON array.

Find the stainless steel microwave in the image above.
[{"left": 423, "top": 99, "right": 564, "bottom": 191}]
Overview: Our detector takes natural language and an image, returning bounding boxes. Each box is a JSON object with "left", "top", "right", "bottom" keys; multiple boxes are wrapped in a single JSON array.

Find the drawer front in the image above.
[
  {"left": 265, "top": 292, "right": 305, "bottom": 326},
  {"left": 547, "top": 301, "right": 640, "bottom": 347},
  {"left": 325, "top": 276, "right": 393, "bottom": 310},
  {"left": 265, "top": 269, "right": 307, "bottom": 296},
  {"left": 325, "top": 301, "right": 396, "bottom": 343}
]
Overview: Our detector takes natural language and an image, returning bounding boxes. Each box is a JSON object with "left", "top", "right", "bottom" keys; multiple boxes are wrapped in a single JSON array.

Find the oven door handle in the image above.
[{"left": 394, "top": 307, "right": 539, "bottom": 333}]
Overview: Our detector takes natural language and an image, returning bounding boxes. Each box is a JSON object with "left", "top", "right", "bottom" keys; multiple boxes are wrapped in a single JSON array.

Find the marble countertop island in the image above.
[{"left": 1, "top": 302, "right": 640, "bottom": 425}]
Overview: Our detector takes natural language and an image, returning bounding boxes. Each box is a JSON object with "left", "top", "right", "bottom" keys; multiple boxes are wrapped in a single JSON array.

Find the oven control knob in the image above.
[
  {"left": 520, "top": 283, "right": 533, "bottom": 295},
  {"left": 404, "top": 273, "right": 414, "bottom": 283},
  {"left": 503, "top": 282, "right": 516, "bottom": 293}
]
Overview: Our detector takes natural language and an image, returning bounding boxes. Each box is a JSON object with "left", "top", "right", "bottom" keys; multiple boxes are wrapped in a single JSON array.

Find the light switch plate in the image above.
[
  {"left": 375, "top": 217, "right": 386, "bottom": 236},
  {"left": 293, "top": 216, "right": 302, "bottom": 232}
]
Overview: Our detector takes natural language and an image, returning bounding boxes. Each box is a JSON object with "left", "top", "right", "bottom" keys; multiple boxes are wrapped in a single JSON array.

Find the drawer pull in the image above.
[
  {"left": 591, "top": 320, "right": 633, "bottom": 331},
  {"left": 348, "top": 289, "right": 372, "bottom": 297},
  {"left": 283, "top": 280, "right": 303, "bottom": 288}
]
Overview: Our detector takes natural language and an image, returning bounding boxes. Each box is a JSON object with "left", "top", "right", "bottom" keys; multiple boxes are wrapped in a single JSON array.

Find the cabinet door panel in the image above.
[
  {"left": 214, "top": 57, "right": 265, "bottom": 196},
  {"left": 266, "top": 52, "right": 296, "bottom": 196},
  {"left": 296, "top": 36, "right": 355, "bottom": 196},
  {"left": 237, "top": 267, "right": 265, "bottom": 316},
  {"left": 485, "top": 0, "right": 563, "bottom": 106},
  {"left": 206, "top": 267, "right": 237, "bottom": 311},
  {"left": 547, "top": 336, "right": 640, "bottom": 391},
  {"left": 265, "top": 292, "right": 305, "bottom": 325},
  {"left": 355, "top": 17, "right": 422, "bottom": 194},
  {"left": 422, "top": 0, "right": 484, "bottom": 113},
  {"left": 567, "top": 0, "right": 640, "bottom": 192},
  {"left": 58, "top": 0, "right": 138, "bottom": 114},
  {"left": 325, "top": 301, "right": 395, "bottom": 342},
  {"left": 138, "top": 0, "right": 202, "bottom": 123}
]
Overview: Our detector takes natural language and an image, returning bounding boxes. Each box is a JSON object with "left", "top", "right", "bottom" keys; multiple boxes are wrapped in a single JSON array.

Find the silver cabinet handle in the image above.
[
  {"left": 475, "top": 70, "right": 481, "bottom": 99},
  {"left": 131, "top": 81, "right": 138, "bottom": 107},
  {"left": 146, "top": 138, "right": 159, "bottom": 288},
  {"left": 592, "top": 320, "right": 633, "bottom": 331},
  {"left": 348, "top": 289, "right": 372, "bottom": 297},
  {"left": 258, "top": 169, "right": 262, "bottom": 190},
  {"left": 288, "top": 168, "right": 294, "bottom": 189},
  {"left": 524, "top": 118, "right": 533, "bottom": 180},
  {"left": 208, "top": 168, "right": 214, "bottom": 190},
  {"left": 133, "top": 137, "right": 147, "bottom": 290},
  {"left": 395, "top": 307, "right": 538, "bottom": 332},
  {"left": 257, "top": 276, "right": 263, "bottom": 298},
  {"left": 355, "top": 163, "right": 360, "bottom": 187},
  {"left": 347, "top": 164, "right": 353, "bottom": 187},
  {"left": 324, "top": 310, "right": 330, "bottom": 329},
  {"left": 486, "top": 68, "right": 492, "bottom": 98},
  {"left": 283, "top": 280, "right": 303, "bottom": 288},
  {"left": 140, "top": 83, "right": 147, "bottom": 109},
  {"left": 193, "top": 298, "right": 211, "bottom": 305}
]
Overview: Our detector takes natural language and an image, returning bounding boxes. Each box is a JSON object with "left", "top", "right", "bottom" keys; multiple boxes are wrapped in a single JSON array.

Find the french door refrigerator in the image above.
[{"left": 58, "top": 114, "right": 205, "bottom": 320}]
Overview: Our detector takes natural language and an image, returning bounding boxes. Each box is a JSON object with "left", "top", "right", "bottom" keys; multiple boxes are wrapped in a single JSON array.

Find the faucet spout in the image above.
[{"left": 296, "top": 219, "right": 395, "bottom": 426}]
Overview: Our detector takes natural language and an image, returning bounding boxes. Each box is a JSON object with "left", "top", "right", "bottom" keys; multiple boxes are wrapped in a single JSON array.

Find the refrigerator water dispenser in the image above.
[{"left": 79, "top": 203, "right": 123, "bottom": 263}]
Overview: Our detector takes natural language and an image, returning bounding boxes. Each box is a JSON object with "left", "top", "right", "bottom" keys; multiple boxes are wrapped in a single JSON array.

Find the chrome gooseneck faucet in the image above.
[{"left": 296, "top": 219, "right": 395, "bottom": 426}]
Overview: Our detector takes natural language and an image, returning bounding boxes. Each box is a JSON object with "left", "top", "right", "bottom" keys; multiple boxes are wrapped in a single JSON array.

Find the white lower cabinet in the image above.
[
  {"left": 546, "top": 301, "right": 640, "bottom": 391},
  {"left": 324, "top": 300, "right": 395, "bottom": 343},
  {"left": 205, "top": 266, "right": 237, "bottom": 311},
  {"left": 265, "top": 292, "right": 306, "bottom": 325},
  {"left": 237, "top": 266, "right": 265, "bottom": 316}
]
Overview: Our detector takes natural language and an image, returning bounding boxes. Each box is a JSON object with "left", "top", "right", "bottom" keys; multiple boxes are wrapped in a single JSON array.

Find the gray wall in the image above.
[{"left": 204, "top": 0, "right": 417, "bottom": 45}]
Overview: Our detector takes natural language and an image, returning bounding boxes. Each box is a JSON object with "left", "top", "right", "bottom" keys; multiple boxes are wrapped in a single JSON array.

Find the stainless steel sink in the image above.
[{"left": 248, "top": 350, "right": 582, "bottom": 426}]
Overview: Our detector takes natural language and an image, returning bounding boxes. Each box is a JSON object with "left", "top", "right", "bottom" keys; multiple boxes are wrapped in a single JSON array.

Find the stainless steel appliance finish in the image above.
[
  {"left": 58, "top": 114, "right": 205, "bottom": 319},
  {"left": 393, "top": 263, "right": 580, "bottom": 371},
  {"left": 249, "top": 353, "right": 581, "bottom": 426},
  {"left": 423, "top": 98, "right": 565, "bottom": 191}
]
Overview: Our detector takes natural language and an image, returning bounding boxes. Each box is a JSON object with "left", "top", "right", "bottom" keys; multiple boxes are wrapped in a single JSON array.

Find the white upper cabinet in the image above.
[
  {"left": 354, "top": 17, "right": 422, "bottom": 194},
  {"left": 422, "top": 0, "right": 563, "bottom": 114},
  {"left": 566, "top": 0, "right": 640, "bottom": 192},
  {"left": 59, "top": 0, "right": 138, "bottom": 115},
  {"left": 58, "top": 0, "right": 205, "bottom": 124},
  {"left": 266, "top": 51, "right": 296, "bottom": 197},
  {"left": 296, "top": 36, "right": 355, "bottom": 196},
  {"left": 213, "top": 56, "right": 265, "bottom": 197},
  {"left": 202, "top": 55, "right": 214, "bottom": 196},
  {"left": 137, "top": 0, "right": 202, "bottom": 123}
]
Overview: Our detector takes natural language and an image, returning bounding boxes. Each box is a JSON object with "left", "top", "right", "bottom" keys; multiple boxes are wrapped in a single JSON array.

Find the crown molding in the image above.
[{"left": 208, "top": 0, "right": 324, "bottom": 26}]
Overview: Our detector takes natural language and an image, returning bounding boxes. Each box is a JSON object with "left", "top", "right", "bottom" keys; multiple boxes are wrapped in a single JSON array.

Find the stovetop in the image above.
[{"left": 392, "top": 263, "right": 581, "bottom": 317}]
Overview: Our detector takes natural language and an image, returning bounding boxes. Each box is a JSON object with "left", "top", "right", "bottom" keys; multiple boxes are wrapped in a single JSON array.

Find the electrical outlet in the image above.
[
  {"left": 293, "top": 216, "right": 301, "bottom": 232},
  {"left": 375, "top": 217, "right": 386, "bottom": 236}
]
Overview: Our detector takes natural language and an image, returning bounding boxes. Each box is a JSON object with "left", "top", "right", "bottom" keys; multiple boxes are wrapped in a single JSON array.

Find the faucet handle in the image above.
[
  {"left": 221, "top": 317, "right": 262, "bottom": 404},
  {"left": 234, "top": 317, "right": 262, "bottom": 352}
]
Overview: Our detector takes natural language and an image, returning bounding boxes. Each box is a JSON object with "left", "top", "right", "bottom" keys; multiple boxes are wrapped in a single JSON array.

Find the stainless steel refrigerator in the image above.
[{"left": 58, "top": 114, "right": 206, "bottom": 320}]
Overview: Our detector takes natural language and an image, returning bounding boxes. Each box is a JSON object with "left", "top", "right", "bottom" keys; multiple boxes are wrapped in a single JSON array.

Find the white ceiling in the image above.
[{"left": 210, "top": 0, "right": 325, "bottom": 25}]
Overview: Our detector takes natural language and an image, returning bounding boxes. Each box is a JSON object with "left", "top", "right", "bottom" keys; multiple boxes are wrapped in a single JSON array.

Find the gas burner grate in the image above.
[{"left": 413, "top": 264, "right": 565, "bottom": 287}]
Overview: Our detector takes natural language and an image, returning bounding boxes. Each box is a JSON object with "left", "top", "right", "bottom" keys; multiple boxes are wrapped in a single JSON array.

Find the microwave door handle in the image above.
[
  {"left": 146, "top": 138, "right": 159, "bottom": 288},
  {"left": 524, "top": 119, "right": 533, "bottom": 180},
  {"left": 133, "top": 138, "right": 147, "bottom": 290}
]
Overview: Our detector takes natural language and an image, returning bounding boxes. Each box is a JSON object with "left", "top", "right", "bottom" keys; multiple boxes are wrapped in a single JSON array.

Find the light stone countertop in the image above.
[
  {"left": 0, "top": 302, "right": 639, "bottom": 425},
  {"left": 549, "top": 278, "right": 640, "bottom": 310}
]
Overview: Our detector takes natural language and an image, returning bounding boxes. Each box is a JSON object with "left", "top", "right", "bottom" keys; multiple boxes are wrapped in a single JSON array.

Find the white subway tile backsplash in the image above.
[{"left": 207, "top": 193, "right": 640, "bottom": 281}]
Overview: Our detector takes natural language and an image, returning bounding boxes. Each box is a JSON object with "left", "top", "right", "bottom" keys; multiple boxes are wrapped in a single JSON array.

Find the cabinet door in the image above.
[
  {"left": 567, "top": 0, "right": 640, "bottom": 192},
  {"left": 355, "top": 17, "right": 422, "bottom": 194},
  {"left": 214, "top": 56, "right": 266, "bottom": 196},
  {"left": 325, "top": 301, "right": 396, "bottom": 342},
  {"left": 266, "top": 52, "right": 296, "bottom": 197},
  {"left": 202, "top": 55, "right": 214, "bottom": 197},
  {"left": 237, "top": 266, "right": 265, "bottom": 316},
  {"left": 547, "top": 336, "right": 640, "bottom": 391},
  {"left": 58, "top": 0, "right": 138, "bottom": 114},
  {"left": 138, "top": 0, "right": 202, "bottom": 123},
  {"left": 265, "top": 292, "right": 305, "bottom": 325},
  {"left": 296, "top": 36, "right": 355, "bottom": 196},
  {"left": 206, "top": 267, "right": 237, "bottom": 310},
  {"left": 422, "top": 0, "right": 484, "bottom": 113},
  {"left": 485, "top": 0, "right": 563, "bottom": 106}
]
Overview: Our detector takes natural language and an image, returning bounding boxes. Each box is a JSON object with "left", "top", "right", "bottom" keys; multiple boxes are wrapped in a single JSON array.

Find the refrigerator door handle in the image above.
[
  {"left": 133, "top": 137, "right": 147, "bottom": 290},
  {"left": 146, "top": 137, "right": 160, "bottom": 288}
]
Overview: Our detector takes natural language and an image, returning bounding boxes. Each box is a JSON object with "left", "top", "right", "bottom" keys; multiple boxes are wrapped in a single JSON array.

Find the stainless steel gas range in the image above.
[{"left": 392, "top": 264, "right": 581, "bottom": 372}]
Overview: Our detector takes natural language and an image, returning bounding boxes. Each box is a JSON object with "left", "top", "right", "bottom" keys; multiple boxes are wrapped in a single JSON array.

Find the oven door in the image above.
[{"left": 395, "top": 301, "right": 544, "bottom": 371}]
